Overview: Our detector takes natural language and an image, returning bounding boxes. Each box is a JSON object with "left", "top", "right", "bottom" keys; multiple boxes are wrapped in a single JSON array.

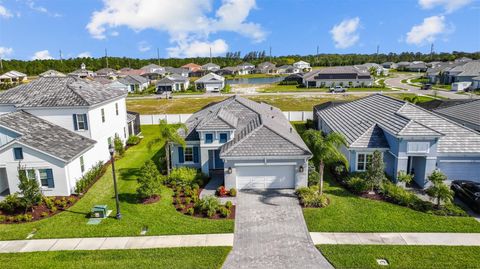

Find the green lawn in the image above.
[
  {"left": 304, "top": 177, "right": 480, "bottom": 232},
  {"left": 0, "top": 247, "right": 231, "bottom": 269},
  {"left": 387, "top": 93, "right": 436, "bottom": 103},
  {"left": 0, "top": 125, "right": 233, "bottom": 240},
  {"left": 318, "top": 245, "right": 480, "bottom": 269},
  {"left": 126, "top": 95, "right": 364, "bottom": 114}
]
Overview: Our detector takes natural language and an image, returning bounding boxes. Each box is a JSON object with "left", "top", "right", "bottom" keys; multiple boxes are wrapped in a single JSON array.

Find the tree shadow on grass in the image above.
[
  {"left": 118, "top": 192, "right": 140, "bottom": 204},
  {"left": 119, "top": 168, "right": 142, "bottom": 182}
]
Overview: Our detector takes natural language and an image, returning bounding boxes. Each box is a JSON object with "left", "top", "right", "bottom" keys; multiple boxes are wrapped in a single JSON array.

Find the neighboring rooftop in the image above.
[
  {"left": 118, "top": 74, "right": 149, "bottom": 85},
  {"left": 195, "top": 73, "right": 225, "bottom": 83},
  {"left": 433, "top": 99, "right": 480, "bottom": 132},
  {"left": 0, "top": 77, "right": 127, "bottom": 108},
  {"left": 0, "top": 111, "right": 96, "bottom": 162},
  {"left": 38, "top": 69, "right": 66, "bottom": 78}
]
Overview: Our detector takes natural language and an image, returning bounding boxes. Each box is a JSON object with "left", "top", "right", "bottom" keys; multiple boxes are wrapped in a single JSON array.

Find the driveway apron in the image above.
[{"left": 222, "top": 189, "right": 333, "bottom": 269}]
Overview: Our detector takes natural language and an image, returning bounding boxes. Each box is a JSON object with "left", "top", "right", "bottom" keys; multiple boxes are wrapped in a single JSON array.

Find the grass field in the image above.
[
  {"left": 387, "top": 93, "right": 436, "bottom": 103},
  {"left": 258, "top": 85, "right": 392, "bottom": 93},
  {"left": 0, "top": 125, "right": 233, "bottom": 240},
  {"left": 318, "top": 245, "right": 480, "bottom": 269},
  {"left": 0, "top": 247, "right": 231, "bottom": 269},
  {"left": 126, "top": 95, "right": 365, "bottom": 114},
  {"left": 303, "top": 176, "right": 480, "bottom": 233}
]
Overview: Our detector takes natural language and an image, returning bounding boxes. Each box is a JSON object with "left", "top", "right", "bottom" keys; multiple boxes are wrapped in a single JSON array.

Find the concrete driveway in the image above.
[{"left": 222, "top": 189, "right": 333, "bottom": 269}]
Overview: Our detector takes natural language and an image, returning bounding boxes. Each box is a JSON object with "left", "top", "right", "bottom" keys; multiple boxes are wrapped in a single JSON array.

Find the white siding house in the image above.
[{"left": 194, "top": 73, "right": 225, "bottom": 92}]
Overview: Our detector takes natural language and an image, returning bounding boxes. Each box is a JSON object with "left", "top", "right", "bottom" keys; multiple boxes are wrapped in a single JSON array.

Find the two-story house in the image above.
[
  {"left": 0, "top": 77, "right": 128, "bottom": 197},
  {"left": 171, "top": 96, "right": 312, "bottom": 190},
  {"left": 314, "top": 94, "right": 480, "bottom": 187}
]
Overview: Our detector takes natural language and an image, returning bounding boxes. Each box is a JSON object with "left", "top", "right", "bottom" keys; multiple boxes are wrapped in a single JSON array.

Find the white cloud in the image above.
[
  {"left": 167, "top": 39, "right": 228, "bottom": 58},
  {"left": 138, "top": 41, "right": 151, "bottom": 52},
  {"left": 32, "top": 50, "right": 54, "bottom": 60},
  {"left": 330, "top": 17, "right": 361, "bottom": 49},
  {"left": 26, "top": 0, "right": 61, "bottom": 17},
  {"left": 110, "top": 31, "right": 119, "bottom": 37},
  {"left": 77, "top": 51, "right": 92, "bottom": 58},
  {"left": 86, "top": 0, "right": 264, "bottom": 57},
  {"left": 0, "top": 47, "right": 13, "bottom": 58},
  {"left": 0, "top": 5, "right": 13, "bottom": 18},
  {"left": 419, "top": 0, "right": 472, "bottom": 13},
  {"left": 406, "top": 15, "right": 447, "bottom": 45}
]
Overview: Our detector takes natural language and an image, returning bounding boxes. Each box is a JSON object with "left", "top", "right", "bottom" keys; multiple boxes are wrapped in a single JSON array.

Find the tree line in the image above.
[{"left": 1, "top": 51, "right": 478, "bottom": 76}]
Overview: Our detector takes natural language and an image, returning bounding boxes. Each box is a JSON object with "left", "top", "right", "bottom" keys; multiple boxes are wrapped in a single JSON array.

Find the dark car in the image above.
[
  {"left": 420, "top": 83, "right": 432, "bottom": 90},
  {"left": 451, "top": 180, "right": 480, "bottom": 213}
]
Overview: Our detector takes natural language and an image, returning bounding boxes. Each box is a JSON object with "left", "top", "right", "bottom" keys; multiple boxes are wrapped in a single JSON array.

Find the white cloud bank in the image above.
[
  {"left": 32, "top": 50, "right": 54, "bottom": 60},
  {"left": 77, "top": 51, "right": 92, "bottom": 58},
  {"left": 0, "top": 47, "right": 13, "bottom": 59},
  {"left": 418, "top": 0, "right": 472, "bottom": 13},
  {"left": 0, "top": 5, "right": 12, "bottom": 18},
  {"left": 330, "top": 17, "right": 361, "bottom": 49},
  {"left": 406, "top": 15, "right": 447, "bottom": 45},
  {"left": 86, "top": 0, "right": 264, "bottom": 57}
]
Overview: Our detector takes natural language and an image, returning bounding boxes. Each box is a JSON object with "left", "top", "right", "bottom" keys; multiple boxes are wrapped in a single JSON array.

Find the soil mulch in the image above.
[
  {"left": 360, "top": 192, "right": 384, "bottom": 201},
  {"left": 141, "top": 195, "right": 160, "bottom": 205}
]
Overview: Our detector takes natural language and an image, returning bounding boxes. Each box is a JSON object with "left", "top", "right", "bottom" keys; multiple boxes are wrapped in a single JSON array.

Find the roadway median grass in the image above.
[
  {"left": 0, "top": 247, "right": 231, "bottom": 269},
  {"left": 318, "top": 245, "right": 480, "bottom": 269},
  {"left": 0, "top": 125, "right": 233, "bottom": 241}
]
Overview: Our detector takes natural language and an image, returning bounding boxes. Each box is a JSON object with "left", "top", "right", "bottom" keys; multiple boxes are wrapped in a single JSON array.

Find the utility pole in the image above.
[
  {"left": 157, "top": 48, "right": 160, "bottom": 66},
  {"left": 59, "top": 50, "right": 63, "bottom": 63},
  {"left": 376, "top": 45, "right": 380, "bottom": 63},
  {"left": 209, "top": 47, "right": 212, "bottom": 63},
  {"left": 316, "top": 45, "right": 319, "bottom": 65},
  {"left": 430, "top": 43, "right": 435, "bottom": 60},
  {"left": 105, "top": 48, "right": 109, "bottom": 68},
  {"left": 0, "top": 56, "right": 3, "bottom": 71},
  {"left": 269, "top": 46, "right": 272, "bottom": 61}
]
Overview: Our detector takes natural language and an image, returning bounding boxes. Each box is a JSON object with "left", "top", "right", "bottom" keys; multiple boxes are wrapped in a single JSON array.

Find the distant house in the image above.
[
  {"left": 182, "top": 63, "right": 203, "bottom": 72},
  {"left": 396, "top": 61, "right": 411, "bottom": 71},
  {"left": 277, "top": 65, "right": 300, "bottom": 74},
  {"left": 194, "top": 73, "right": 225, "bottom": 92},
  {"left": 257, "top": 62, "right": 277, "bottom": 74},
  {"left": 156, "top": 74, "right": 190, "bottom": 93},
  {"left": 118, "top": 75, "right": 150, "bottom": 93},
  {"left": 96, "top": 68, "right": 118, "bottom": 79},
  {"left": 282, "top": 73, "right": 304, "bottom": 84},
  {"left": 430, "top": 100, "right": 480, "bottom": 132},
  {"left": 165, "top": 67, "right": 190, "bottom": 78},
  {"left": 293, "top": 61, "right": 312, "bottom": 72},
  {"left": 0, "top": 70, "right": 28, "bottom": 84},
  {"left": 141, "top": 64, "right": 165, "bottom": 74},
  {"left": 302, "top": 66, "right": 373, "bottom": 88},
  {"left": 356, "top": 63, "right": 389, "bottom": 76},
  {"left": 406, "top": 62, "right": 428, "bottom": 72},
  {"left": 236, "top": 62, "right": 255, "bottom": 75},
  {"left": 202, "top": 63, "right": 221, "bottom": 72},
  {"left": 117, "top": 68, "right": 145, "bottom": 77},
  {"left": 381, "top": 62, "right": 397, "bottom": 69},
  {"left": 314, "top": 94, "right": 480, "bottom": 187},
  {"left": 68, "top": 63, "right": 95, "bottom": 78},
  {"left": 39, "top": 69, "right": 66, "bottom": 78}
]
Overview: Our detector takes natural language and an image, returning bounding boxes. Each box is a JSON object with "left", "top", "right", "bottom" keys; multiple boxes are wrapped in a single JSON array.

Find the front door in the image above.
[{"left": 208, "top": 150, "right": 224, "bottom": 170}]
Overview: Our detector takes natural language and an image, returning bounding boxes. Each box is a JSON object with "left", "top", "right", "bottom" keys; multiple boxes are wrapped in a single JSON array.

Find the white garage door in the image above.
[
  {"left": 438, "top": 162, "right": 480, "bottom": 183},
  {"left": 236, "top": 165, "right": 295, "bottom": 189}
]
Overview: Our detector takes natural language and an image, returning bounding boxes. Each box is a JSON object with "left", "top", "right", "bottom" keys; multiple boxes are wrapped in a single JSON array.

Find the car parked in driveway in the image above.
[
  {"left": 451, "top": 180, "right": 480, "bottom": 213},
  {"left": 329, "top": 86, "right": 346, "bottom": 93},
  {"left": 420, "top": 83, "right": 432, "bottom": 90}
]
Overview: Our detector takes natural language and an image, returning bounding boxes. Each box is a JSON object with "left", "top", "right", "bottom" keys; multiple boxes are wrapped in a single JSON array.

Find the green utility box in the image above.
[{"left": 91, "top": 205, "right": 108, "bottom": 218}]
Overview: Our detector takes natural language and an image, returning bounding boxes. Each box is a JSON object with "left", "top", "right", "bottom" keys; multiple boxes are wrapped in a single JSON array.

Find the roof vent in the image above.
[
  {"left": 270, "top": 106, "right": 273, "bottom": 110},
  {"left": 290, "top": 127, "right": 292, "bottom": 133}
]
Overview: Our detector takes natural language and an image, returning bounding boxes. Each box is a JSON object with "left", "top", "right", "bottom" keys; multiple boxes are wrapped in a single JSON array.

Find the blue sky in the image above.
[{"left": 0, "top": 0, "right": 479, "bottom": 60}]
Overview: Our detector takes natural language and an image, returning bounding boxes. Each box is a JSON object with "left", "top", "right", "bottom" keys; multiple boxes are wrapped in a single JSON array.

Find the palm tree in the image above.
[
  {"left": 426, "top": 170, "right": 453, "bottom": 207},
  {"left": 148, "top": 120, "right": 187, "bottom": 176},
  {"left": 302, "top": 129, "right": 348, "bottom": 195}
]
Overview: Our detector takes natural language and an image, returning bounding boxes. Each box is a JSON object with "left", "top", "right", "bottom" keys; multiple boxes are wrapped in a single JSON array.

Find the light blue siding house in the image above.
[
  {"left": 314, "top": 94, "right": 480, "bottom": 187},
  {"left": 170, "top": 96, "right": 312, "bottom": 190}
]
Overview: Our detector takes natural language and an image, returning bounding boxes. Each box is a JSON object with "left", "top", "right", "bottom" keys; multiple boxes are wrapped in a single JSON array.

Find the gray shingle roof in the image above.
[
  {"left": 195, "top": 73, "right": 225, "bottom": 83},
  {"left": 118, "top": 75, "right": 149, "bottom": 85},
  {"left": 433, "top": 100, "right": 480, "bottom": 131},
  {"left": 181, "top": 96, "right": 311, "bottom": 158},
  {"left": 0, "top": 77, "right": 127, "bottom": 108},
  {"left": 38, "top": 70, "right": 66, "bottom": 77},
  {"left": 316, "top": 94, "right": 480, "bottom": 153},
  {"left": 0, "top": 111, "right": 96, "bottom": 162}
]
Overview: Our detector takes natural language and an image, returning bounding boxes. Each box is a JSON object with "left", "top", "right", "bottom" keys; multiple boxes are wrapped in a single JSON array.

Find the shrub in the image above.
[
  {"left": 17, "top": 165, "right": 42, "bottom": 212},
  {"left": 217, "top": 186, "right": 227, "bottom": 197},
  {"left": 168, "top": 167, "right": 208, "bottom": 187},
  {"left": 178, "top": 204, "right": 185, "bottom": 211},
  {"left": 219, "top": 207, "right": 230, "bottom": 218},
  {"left": 192, "top": 184, "right": 200, "bottom": 191},
  {"left": 15, "top": 215, "right": 24, "bottom": 222},
  {"left": 126, "top": 135, "right": 141, "bottom": 146},
  {"left": 0, "top": 193, "right": 23, "bottom": 213},
  {"left": 50, "top": 206, "right": 57, "bottom": 213},
  {"left": 397, "top": 170, "right": 413, "bottom": 185},
  {"left": 426, "top": 170, "right": 452, "bottom": 207},
  {"left": 184, "top": 197, "right": 192, "bottom": 205},
  {"left": 24, "top": 214, "right": 33, "bottom": 222},
  {"left": 68, "top": 197, "right": 76, "bottom": 204},
  {"left": 295, "top": 187, "right": 314, "bottom": 198},
  {"left": 42, "top": 197, "right": 55, "bottom": 210},
  {"left": 229, "top": 188, "right": 237, "bottom": 197},
  {"left": 307, "top": 162, "right": 319, "bottom": 186},
  {"left": 196, "top": 196, "right": 220, "bottom": 215},
  {"left": 186, "top": 207, "right": 194, "bottom": 216},
  {"left": 207, "top": 208, "right": 216, "bottom": 218},
  {"left": 225, "top": 201, "right": 233, "bottom": 209},
  {"left": 296, "top": 186, "right": 328, "bottom": 208},
  {"left": 41, "top": 212, "right": 49, "bottom": 218},
  {"left": 346, "top": 176, "right": 369, "bottom": 194},
  {"left": 136, "top": 160, "right": 163, "bottom": 200},
  {"left": 114, "top": 134, "right": 125, "bottom": 157},
  {"left": 74, "top": 161, "right": 105, "bottom": 194},
  {"left": 365, "top": 150, "right": 386, "bottom": 191},
  {"left": 0, "top": 215, "right": 5, "bottom": 222},
  {"left": 333, "top": 164, "right": 346, "bottom": 177},
  {"left": 380, "top": 182, "right": 421, "bottom": 208},
  {"left": 6, "top": 216, "right": 15, "bottom": 222}
]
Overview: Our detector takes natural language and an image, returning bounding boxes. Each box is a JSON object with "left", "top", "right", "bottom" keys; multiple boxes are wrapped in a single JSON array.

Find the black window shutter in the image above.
[
  {"left": 83, "top": 114, "right": 89, "bottom": 130},
  {"left": 73, "top": 114, "right": 78, "bottom": 130}
]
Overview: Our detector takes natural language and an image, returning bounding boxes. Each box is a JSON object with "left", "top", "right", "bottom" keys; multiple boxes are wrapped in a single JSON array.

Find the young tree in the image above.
[
  {"left": 302, "top": 130, "right": 348, "bottom": 195},
  {"left": 397, "top": 170, "right": 413, "bottom": 186},
  {"left": 365, "top": 150, "right": 386, "bottom": 192},
  {"left": 148, "top": 119, "right": 187, "bottom": 175},
  {"left": 114, "top": 134, "right": 125, "bottom": 157},
  {"left": 136, "top": 160, "right": 163, "bottom": 200},
  {"left": 17, "top": 164, "right": 42, "bottom": 213},
  {"left": 426, "top": 170, "right": 453, "bottom": 207}
]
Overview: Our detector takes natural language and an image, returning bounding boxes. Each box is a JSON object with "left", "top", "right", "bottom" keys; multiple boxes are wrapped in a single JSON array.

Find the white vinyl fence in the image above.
[{"left": 140, "top": 111, "right": 313, "bottom": 125}]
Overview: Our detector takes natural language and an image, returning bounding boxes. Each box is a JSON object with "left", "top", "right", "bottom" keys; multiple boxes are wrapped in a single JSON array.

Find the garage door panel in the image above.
[
  {"left": 236, "top": 165, "right": 295, "bottom": 189},
  {"left": 438, "top": 162, "right": 480, "bottom": 182}
]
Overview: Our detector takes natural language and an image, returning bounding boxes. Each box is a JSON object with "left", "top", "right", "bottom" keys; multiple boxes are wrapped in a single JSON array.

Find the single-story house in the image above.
[
  {"left": 194, "top": 73, "right": 225, "bottom": 92},
  {"left": 118, "top": 75, "right": 150, "bottom": 93},
  {"left": 140, "top": 64, "right": 165, "bottom": 74},
  {"left": 0, "top": 71, "right": 28, "bottom": 84},
  {"left": 39, "top": 70, "right": 66, "bottom": 78},
  {"left": 68, "top": 63, "right": 95, "bottom": 78},
  {"left": 156, "top": 74, "right": 190, "bottom": 92},
  {"left": 165, "top": 67, "right": 190, "bottom": 78},
  {"left": 314, "top": 94, "right": 480, "bottom": 187},
  {"left": 202, "top": 63, "right": 221, "bottom": 72},
  {"left": 282, "top": 73, "right": 304, "bottom": 84},
  {"left": 406, "top": 62, "right": 428, "bottom": 72},
  {"left": 182, "top": 63, "right": 203, "bottom": 72},
  {"left": 96, "top": 68, "right": 118, "bottom": 79},
  {"left": 216, "top": 67, "right": 236, "bottom": 76},
  {"left": 293, "top": 61, "right": 312, "bottom": 72},
  {"left": 277, "top": 65, "right": 300, "bottom": 74},
  {"left": 381, "top": 62, "right": 398, "bottom": 69},
  {"left": 257, "top": 62, "right": 277, "bottom": 74},
  {"left": 172, "top": 95, "right": 312, "bottom": 189},
  {"left": 303, "top": 66, "right": 373, "bottom": 88},
  {"left": 236, "top": 63, "right": 255, "bottom": 75},
  {"left": 432, "top": 99, "right": 480, "bottom": 132}
]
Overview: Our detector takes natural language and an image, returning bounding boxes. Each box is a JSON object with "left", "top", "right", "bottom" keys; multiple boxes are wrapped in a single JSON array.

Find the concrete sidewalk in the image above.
[
  {"left": 0, "top": 234, "right": 233, "bottom": 253},
  {"left": 311, "top": 232, "right": 480, "bottom": 246}
]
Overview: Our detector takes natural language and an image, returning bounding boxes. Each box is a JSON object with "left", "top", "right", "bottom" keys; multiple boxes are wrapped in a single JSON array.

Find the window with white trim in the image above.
[
  {"left": 76, "top": 114, "right": 87, "bottom": 130},
  {"left": 184, "top": 147, "right": 193, "bottom": 162},
  {"left": 407, "top": 142, "right": 430, "bottom": 154},
  {"left": 357, "top": 153, "right": 373, "bottom": 171}
]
